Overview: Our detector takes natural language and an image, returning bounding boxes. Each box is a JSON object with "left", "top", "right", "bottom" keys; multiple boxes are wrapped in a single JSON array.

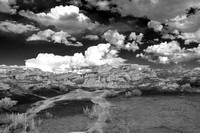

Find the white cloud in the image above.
[
  {"left": 19, "top": 5, "right": 98, "bottom": 34},
  {"left": 129, "top": 32, "right": 137, "bottom": 40},
  {"left": 51, "top": 31, "right": 82, "bottom": 46},
  {"left": 178, "top": 28, "right": 200, "bottom": 44},
  {"left": 83, "top": 35, "right": 99, "bottom": 40},
  {"left": 102, "top": 30, "right": 143, "bottom": 52},
  {"left": 124, "top": 42, "right": 139, "bottom": 52},
  {"left": 145, "top": 41, "right": 182, "bottom": 55},
  {"left": 162, "top": 29, "right": 180, "bottom": 40},
  {"left": 0, "top": 21, "right": 39, "bottom": 34},
  {"left": 148, "top": 20, "right": 163, "bottom": 32},
  {"left": 138, "top": 41, "right": 200, "bottom": 64},
  {"left": 27, "top": 29, "right": 83, "bottom": 46},
  {"left": 85, "top": 43, "right": 124, "bottom": 66},
  {"left": 25, "top": 43, "right": 126, "bottom": 72},
  {"left": 0, "top": 0, "right": 17, "bottom": 14},
  {"left": 102, "top": 30, "right": 125, "bottom": 49},
  {"left": 27, "top": 29, "right": 54, "bottom": 41},
  {"left": 124, "top": 32, "right": 144, "bottom": 52},
  {"left": 138, "top": 41, "right": 182, "bottom": 64},
  {"left": 129, "top": 32, "right": 143, "bottom": 44}
]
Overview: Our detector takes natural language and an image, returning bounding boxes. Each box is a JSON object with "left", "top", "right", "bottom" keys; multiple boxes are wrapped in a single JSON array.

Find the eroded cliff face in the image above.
[{"left": 0, "top": 64, "right": 200, "bottom": 100}]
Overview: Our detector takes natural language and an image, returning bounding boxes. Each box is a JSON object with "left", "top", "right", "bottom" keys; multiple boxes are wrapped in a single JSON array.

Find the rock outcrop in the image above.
[{"left": 0, "top": 64, "right": 200, "bottom": 100}]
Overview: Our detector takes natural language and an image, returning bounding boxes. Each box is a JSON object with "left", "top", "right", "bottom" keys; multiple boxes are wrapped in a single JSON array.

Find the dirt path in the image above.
[{"left": 25, "top": 89, "right": 113, "bottom": 133}]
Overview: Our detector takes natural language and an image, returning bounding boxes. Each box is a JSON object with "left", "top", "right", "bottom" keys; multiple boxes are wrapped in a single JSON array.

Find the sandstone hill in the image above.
[{"left": 0, "top": 64, "right": 200, "bottom": 101}]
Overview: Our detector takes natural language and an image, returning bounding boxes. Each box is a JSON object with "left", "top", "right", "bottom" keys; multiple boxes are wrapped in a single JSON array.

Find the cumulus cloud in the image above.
[
  {"left": 19, "top": 5, "right": 98, "bottom": 34},
  {"left": 0, "top": 0, "right": 17, "bottom": 14},
  {"left": 27, "top": 29, "right": 54, "bottom": 41},
  {"left": 129, "top": 32, "right": 144, "bottom": 44},
  {"left": 161, "top": 29, "right": 180, "bottom": 40},
  {"left": 178, "top": 28, "right": 200, "bottom": 44},
  {"left": 124, "top": 42, "right": 139, "bottom": 52},
  {"left": 144, "top": 41, "right": 189, "bottom": 64},
  {"left": 137, "top": 41, "right": 182, "bottom": 64},
  {"left": 85, "top": 43, "right": 124, "bottom": 66},
  {"left": 83, "top": 35, "right": 99, "bottom": 40},
  {"left": 25, "top": 43, "right": 126, "bottom": 72},
  {"left": 102, "top": 30, "right": 143, "bottom": 52},
  {"left": 123, "top": 32, "right": 144, "bottom": 52},
  {"left": 148, "top": 20, "right": 163, "bottom": 32},
  {"left": 0, "top": 21, "right": 39, "bottom": 34},
  {"left": 102, "top": 30, "right": 125, "bottom": 48},
  {"left": 27, "top": 29, "right": 83, "bottom": 46},
  {"left": 145, "top": 41, "right": 182, "bottom": 55},
  {"left": 137, "top": 41, "right": 200, "bottom": 64}
]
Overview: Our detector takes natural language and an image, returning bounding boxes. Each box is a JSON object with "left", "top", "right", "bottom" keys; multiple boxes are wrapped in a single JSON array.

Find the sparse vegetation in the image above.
[
  {"left": 0, "top": 98, "right": 30, "bottom": 133},
  {"left": 0, "top": 113, "right": 38, "bottom": 133},
  {"left": 125, "top": 91, "right": 132, "bottom": 98},
  {"left": 0, "top": 97, "right": 17, "bottom": 110},
  {"left": 0, "top": 97, "right": 39, "bottom": 133},
  {"left": 44, "top": 111, "right": 54, "bottom": 118},
  {"left": 83, "top": 104, "right": 103, "bottom": 119}
]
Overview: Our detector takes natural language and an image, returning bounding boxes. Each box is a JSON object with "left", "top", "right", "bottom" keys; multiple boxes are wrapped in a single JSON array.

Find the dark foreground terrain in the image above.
[{"left": 0, "top": 64, "right": 200, "bottom": 133}]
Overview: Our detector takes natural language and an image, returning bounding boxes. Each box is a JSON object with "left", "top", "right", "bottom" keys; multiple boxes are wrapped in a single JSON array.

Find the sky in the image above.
[{"left": 1, "top": 0, "right": 200, "bottom": 72}]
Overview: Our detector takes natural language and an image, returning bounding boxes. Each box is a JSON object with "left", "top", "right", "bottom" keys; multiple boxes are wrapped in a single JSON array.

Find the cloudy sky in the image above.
[{"left": 1, "top": 0, "right": 200, "bottom": 72}]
